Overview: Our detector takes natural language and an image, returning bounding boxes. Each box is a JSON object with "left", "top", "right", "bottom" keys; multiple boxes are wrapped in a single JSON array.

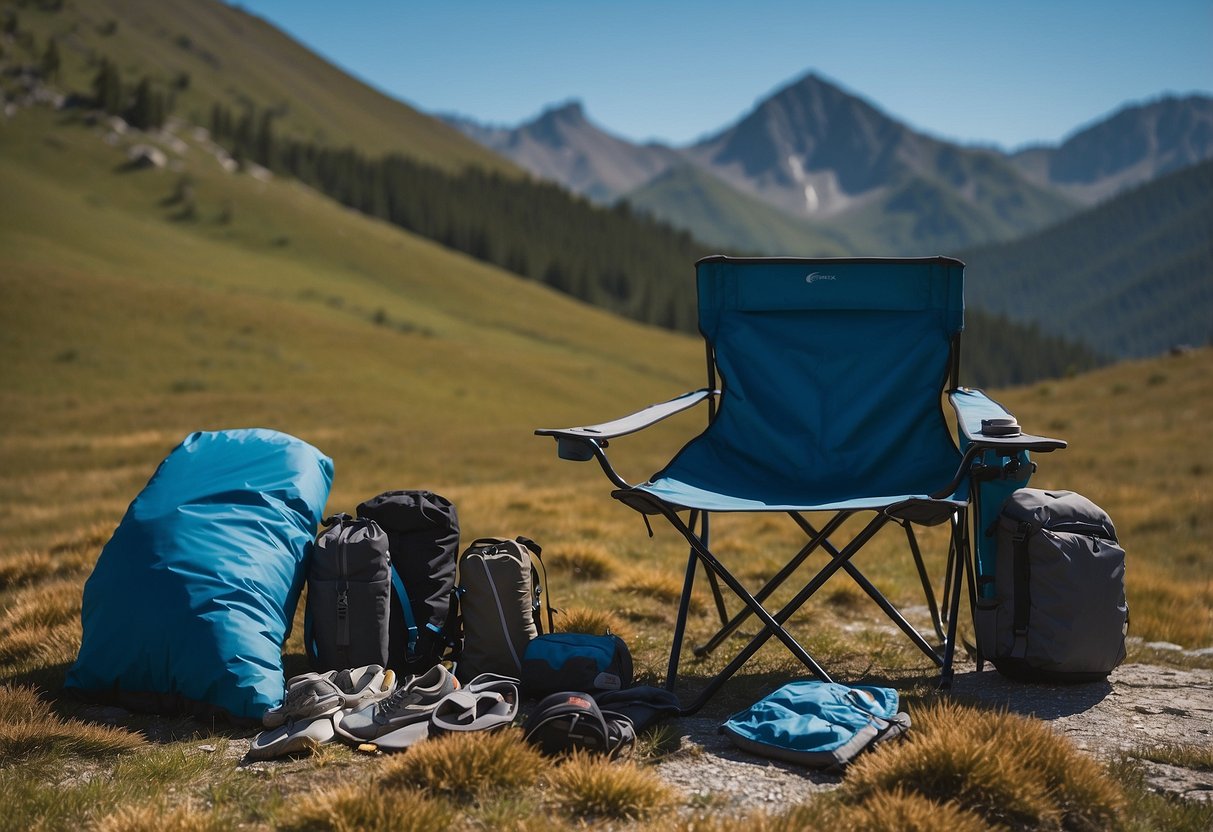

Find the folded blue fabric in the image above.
[{"left": 721, "top": 680, "right": 909, "bottom": 768}]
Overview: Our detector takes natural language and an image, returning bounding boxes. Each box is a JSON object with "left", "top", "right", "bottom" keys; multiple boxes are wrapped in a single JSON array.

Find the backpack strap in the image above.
[
  {"left": 1010, "top": 521, "right": 1033, "bottom": 659},
  {"left": 390, "top": 566, "right": 419, "bottom": 658},
  {"left": 517, "top": 536, "right": 556, "bottom": 633}
]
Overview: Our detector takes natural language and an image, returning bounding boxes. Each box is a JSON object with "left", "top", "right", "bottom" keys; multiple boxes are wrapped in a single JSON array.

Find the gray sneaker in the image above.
[
  {"left": 334, "top": 664, "right": 458, "bottom": 743},
  {"left": 263, "top": 665, "right": 394, "bottom": 728}
]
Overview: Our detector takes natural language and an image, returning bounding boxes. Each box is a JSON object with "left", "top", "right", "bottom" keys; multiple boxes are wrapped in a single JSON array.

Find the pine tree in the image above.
[
  {"left": 91, "top": 59, "right": 124, "bottom": 114},
  {"left": 40, "top": 38, "right": 60, "bottom": 82}
]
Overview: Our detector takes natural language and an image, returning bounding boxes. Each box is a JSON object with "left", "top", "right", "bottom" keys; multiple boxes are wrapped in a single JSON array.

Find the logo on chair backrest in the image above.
[{"left": 805, "top": 272, "right": 837, "bottom": 284}]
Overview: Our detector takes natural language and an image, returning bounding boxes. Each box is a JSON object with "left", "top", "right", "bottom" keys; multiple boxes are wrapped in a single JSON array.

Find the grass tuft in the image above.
[
  {"left": 93, "top": 802, "right": 233, "bottom": 832},
  {"left": 276, "top": 783, "right": 455, "bottom": 832},
  {"left": 828, "top": 788, "right": 992, "bottom": 832},
  {"left": 545, "top": 751, "right": 678, "bottom": 820},
  {"left": 378, "top": 727, "right": 548, "bottom": 799},
  {"left": 555, "top": 606, "right": 632, "bottom": 641},
  {"left": 611, "top": 567, "right": 705, "bottom": 615},
  {"left": 0, "top": 684, "right": 144, "bottom": 761},
  {"left": 841, "top": 700, "right": 1125, "bottom": 830},
  {"left": 1128, "top": 742, "right": 1213, "bottom": 772},
  {"left": 545, "top": 542, "right": 618, "bottom": 580}
]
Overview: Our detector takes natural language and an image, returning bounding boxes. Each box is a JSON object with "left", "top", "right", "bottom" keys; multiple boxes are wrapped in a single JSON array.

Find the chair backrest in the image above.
[{"left": 658, "top": 256, "right": 966, "bottom": 505}]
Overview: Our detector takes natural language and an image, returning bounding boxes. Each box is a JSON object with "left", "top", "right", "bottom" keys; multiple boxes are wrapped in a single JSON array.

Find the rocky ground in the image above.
[{"left": 654, "top": 661, "right": 1213, "bottom": 811}]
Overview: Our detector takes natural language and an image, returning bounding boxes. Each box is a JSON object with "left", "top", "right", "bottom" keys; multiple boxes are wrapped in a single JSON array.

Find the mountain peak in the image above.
[{"left": 535, "top": 99, "right": 586, "bottom": 124}]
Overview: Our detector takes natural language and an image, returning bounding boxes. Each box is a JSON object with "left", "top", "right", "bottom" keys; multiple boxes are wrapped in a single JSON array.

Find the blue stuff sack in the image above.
[
  {"left": 520, "top": 632, "right": 633, "bottom": 698},
  {"left": 721, "top": 680, "right": 910, "bottom": 769},
  {"left": 65, "top": 429, "right": 333, "bottom": 723}
]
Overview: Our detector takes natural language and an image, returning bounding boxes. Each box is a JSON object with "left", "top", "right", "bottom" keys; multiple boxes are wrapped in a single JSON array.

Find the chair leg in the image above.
[
  {"left": 939, "top": 514, "right": 969, "bottom": 689},
  {"left": 905, "top": 522, "right": 946, "bottom": 642},
  {"left": 689, "top": 511, "right": 730, "bottom": 627},
  {"left": 838, "top": 560, "right": 943, "bottom": 666},
  {"left": 657, "top": 507, "right": 849, "bottom": 706},
  {"left": 665, "top": 545, "right": 700, "bottom": 693},
  {"left": 694, "top": 511, "right": 851, "bottom": 658}
]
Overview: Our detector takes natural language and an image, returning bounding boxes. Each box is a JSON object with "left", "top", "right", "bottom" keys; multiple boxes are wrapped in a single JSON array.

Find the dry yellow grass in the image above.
[
  {"left": 275, "top": 783, "right": 456, "bottom": 832},
  {"left": 378, "top": 728, "right": 549, "bottom": 799},
  {"left": 0, "top": 684, "right": 144, "bottom": 760},
  {"left": 545, "top": 751, "right": 679, "bottom": 821},
  {"left": 841, "top": 700, "right": 1126, "bottom": 830}
]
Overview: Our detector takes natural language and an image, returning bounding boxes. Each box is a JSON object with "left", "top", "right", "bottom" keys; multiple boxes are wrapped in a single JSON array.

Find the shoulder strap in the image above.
[
  {"left": 1010, "top": 521, "right": 1033, "bottom": 659},
  {"left": 517, "top": 536, "right": 556, "bottom": 634},
  {"left": 390, "top": 565, "right": 418, "bottom": 658}
]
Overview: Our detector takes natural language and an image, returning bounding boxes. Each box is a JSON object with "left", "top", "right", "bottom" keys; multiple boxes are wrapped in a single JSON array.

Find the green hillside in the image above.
[
  {"left": 3, "top": 0, "right": 512, "bottom": 172},
  {"left": 0, "top": 106, "right": 709, "bottom": 544},
  {"left": 962, "top": 159, "right": 1213, "bottom": 358},
  {"left": 625, "top": 164, "right": 855, "bottom": 257}
]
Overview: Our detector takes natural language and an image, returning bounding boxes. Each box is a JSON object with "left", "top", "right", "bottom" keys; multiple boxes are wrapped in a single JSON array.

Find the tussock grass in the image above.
[
  {"left": 0, "top": 579, "right": 84, "bottom": 668},
  {"left": 0, "top": 523, "right": 105, "bottom": 588},
  {"left": 1105, "top": 758, "right": 1213, "bottom": 832},
  {"left": 1128, "top": 742, "right": 1213, "bottom": 772},
  {"left": 276, "top": 783, "right": 456, "bottom": 832},
  {"left": 545, "top": 541, "right": 618, "bottom": 580},
  {"left": 378, "top": 728, "right": 548, "bottom": 799},
  {"left": 93, "top": 802, "right": 233, "bottom": 832},
  {"left": 555, "top": 605, "right": 633, "bottom": 641},
  {"left": 827, "top": 789, "right": 993, "bottom": 832},
  {"left": 612, "top": 566, "right": 706, "bottom": 615},
  {"left": 841, "top": 700, "right": 1125, "bottom": 830},
  {"left": 1122, "top": 571, "right": 1213, "bottom": 648},
  {"left": 545, "top": 751, "right": 678, "bottom": 821},
  {"left": 0, "top": 684, "right": 144, "bottom": 762}
]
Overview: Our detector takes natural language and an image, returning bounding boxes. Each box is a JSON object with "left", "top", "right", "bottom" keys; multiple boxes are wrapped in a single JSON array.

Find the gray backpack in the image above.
[
  {"left": 975, "top": 489, "right": 1128, "bottom": 682},
  {"left": 456, "top": 536, "right": 553, "bottom": 683}
]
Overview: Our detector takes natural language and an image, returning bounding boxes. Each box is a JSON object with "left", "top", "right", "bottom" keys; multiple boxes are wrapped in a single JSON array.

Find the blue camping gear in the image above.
[
  {"left": 65, "top": 429, "right": 333, "bottom": 722},
  {"left": 537, "top": 256, "right": 1066, "bottom": 712},
  {"left": 521, "top": 632, "right": 633, "bottom": 698},
  {"left": 721, "top": 680, "right": 909, "bottom": 768}
]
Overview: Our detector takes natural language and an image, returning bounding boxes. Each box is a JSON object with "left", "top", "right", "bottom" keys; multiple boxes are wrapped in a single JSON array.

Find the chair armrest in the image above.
[
  {"left": 949, "top": 388, "right": 1066, "bottom": 453},
  {"left": 535, "top": 388, "right": 716, "bottom": 462}
]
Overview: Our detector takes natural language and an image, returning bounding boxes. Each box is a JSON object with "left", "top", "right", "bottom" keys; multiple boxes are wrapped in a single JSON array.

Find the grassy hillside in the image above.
[
  {"left": 0, "top": 106, "right": 705, "bottom": 545},
  {"left": 3, "top": 0, "right": 513, "bottom": 172},
  {"left": 962, "top": 159, "right": 1213, "bottom": 358},
  {"left": 1, "top": 99, "right": 1211, "bottom": 829}
]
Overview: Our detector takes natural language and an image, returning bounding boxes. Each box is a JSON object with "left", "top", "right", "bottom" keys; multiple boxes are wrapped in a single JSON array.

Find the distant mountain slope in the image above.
[
  {"left": 683, "top": 73, "right": 1078, "bottom": 252},
  {"left": 962, "top": 160, "right": 1213, "bottom": 358},
  {"left": 625, "top": 164, "right": 853, "bottom": 256},
  {"left": 449, "top": 75, "right": 1213, "bottom": 261},
  {"left": 12, "top": 0, "right": 514, "bottom": 172},
  {"left": 1011, "top": 95, "right": 1213, "bottom": 204},
  {"left": 443, "top": 101, "right": 682, "bottom": 203}
]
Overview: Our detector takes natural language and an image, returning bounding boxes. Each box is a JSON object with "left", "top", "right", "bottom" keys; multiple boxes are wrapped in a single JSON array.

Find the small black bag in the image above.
[
  {"left": 305, "top": 514, "right": 391, "bottom": 671},
  {"left": 523, "top": 691, "right": 635, "bottom": 759}
]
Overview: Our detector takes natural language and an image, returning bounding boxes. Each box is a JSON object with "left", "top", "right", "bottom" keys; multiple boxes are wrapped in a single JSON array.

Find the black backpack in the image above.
[
  {"left": 305, "top": 514, "right": 392, "bottom": 671},
  {"left": 975, "top": 488, "right": 1128, "bottom": 682},
  {"left": 357, "top": 490, "right": 460, "bottom": 675}
]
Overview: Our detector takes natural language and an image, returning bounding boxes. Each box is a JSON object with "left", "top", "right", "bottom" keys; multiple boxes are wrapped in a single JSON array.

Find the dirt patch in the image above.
[{"left": 653, "top": 662, "right": 1213, "bottom": 809}]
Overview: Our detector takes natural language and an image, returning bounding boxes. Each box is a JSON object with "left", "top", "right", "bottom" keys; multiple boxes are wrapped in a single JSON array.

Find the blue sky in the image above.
[{"left": 233, "top": 1, "right": 1212, "bottom": 151}]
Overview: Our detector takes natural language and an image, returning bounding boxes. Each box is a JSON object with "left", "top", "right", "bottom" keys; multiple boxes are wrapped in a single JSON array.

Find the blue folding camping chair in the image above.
[{"left": 537, "top": 256, "right": 1065, "bottom": 713}]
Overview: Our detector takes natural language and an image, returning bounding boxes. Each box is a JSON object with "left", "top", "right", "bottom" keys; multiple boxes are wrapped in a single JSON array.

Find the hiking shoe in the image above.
[
  {"left": 263, "top": 665, "right": 394, "bottom": 728},
  {"left": 334, "top": 664, "right": 458, "bottom": 743}
]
